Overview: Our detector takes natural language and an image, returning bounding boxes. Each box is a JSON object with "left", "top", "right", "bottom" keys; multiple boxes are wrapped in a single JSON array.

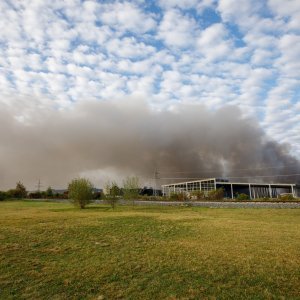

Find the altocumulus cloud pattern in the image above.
[{"left": 0, "top": 0, "right": 299, "bottom": 188}]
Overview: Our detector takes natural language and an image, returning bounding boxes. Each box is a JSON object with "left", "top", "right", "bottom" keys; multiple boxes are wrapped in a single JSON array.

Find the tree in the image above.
[
  {"left": 123, "top": 176, "right": 140, "bottom": 203},
  {"left": 68, "top": 178, "right": 93, "bottom": 209},
  {"left": 14, "top": 181, "right": 27, "bottom": 198},
  {"left": 105, "top": 181, "right": 121, "bottom": 209},
  {"left": 46, "top": 186, "right": 53, "bottom": 198}
]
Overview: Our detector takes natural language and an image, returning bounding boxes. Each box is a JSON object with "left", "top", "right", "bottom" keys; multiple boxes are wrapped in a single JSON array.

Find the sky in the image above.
[{"left": 0, "top": 0, "right": 300, "bottom": 189}]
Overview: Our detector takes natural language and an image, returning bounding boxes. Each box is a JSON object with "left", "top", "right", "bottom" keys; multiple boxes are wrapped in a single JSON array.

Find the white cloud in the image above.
[
  {"left": 217, "top": 0, "right": 265, "bottom": 31},
  {"left": 158, "top": 9, "right": 198, "bottom": 48},
  {"left": 158, "top": 0, "right": 216, "bottom": 12},
  {"left": 100, "top": 2, "right": 156, "bottom": 34},
  {"left": 251, "top": 49, "right": 276, "bottom": 66},
  {"left": 106, "top": 37, "right": 155, "bottom": 58},
  {"left": 275, "top": 34, "right": 300, "bottom": 77},
  {"left": 268, "top": 0, "right": 300, "bottom": 31},
  {"left": 197, "top": 23, "right": 233, "bottom": 61}
]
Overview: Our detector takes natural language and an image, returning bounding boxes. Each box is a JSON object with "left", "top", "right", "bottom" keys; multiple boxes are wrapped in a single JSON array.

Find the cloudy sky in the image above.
[{"left": 0, "top": 0, "right": 300, "bottom": 188}]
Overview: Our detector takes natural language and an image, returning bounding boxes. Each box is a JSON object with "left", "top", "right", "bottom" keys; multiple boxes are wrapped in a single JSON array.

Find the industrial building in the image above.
[{"left": 162, "top": 178, "right": 300, "bottom": 199}]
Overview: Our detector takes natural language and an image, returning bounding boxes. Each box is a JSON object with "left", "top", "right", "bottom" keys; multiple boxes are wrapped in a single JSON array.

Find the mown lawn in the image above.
[{"left": 0, "top": 201, "right": 299, "bottom": 300}]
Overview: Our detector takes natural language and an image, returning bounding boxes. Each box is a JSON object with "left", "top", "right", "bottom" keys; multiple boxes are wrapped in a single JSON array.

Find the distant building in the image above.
[{"left": 162, "top": 178, "right": 300, "bottom": 199}]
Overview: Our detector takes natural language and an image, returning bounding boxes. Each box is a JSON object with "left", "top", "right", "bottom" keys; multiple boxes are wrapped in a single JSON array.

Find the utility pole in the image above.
[{"left": 36, "top": 179, "right": 42, "bottom": 192}]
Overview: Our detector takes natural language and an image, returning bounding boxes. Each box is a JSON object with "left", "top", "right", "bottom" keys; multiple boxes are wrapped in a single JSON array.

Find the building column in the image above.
[
  {"left": 231, "top": 184, "right": 233, "bottom": 199},
  {"left": 249, "top": 184, "right": 252, "bottom": 200},
  {"left": 291, "top": 185, "right": 295, "bottom": 197},
  {"left": 269, "top": 184, "right": 272, "bottom": 198}
]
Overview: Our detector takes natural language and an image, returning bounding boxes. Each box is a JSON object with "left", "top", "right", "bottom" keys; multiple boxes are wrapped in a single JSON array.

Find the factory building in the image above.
[{"left": 162, "top": 178, "right": 300, "bottom": 199}]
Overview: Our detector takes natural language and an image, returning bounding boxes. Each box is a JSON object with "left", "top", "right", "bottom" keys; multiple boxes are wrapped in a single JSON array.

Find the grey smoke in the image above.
[{"left": 0, "top": 98, "right": 299, "bottom": 190}]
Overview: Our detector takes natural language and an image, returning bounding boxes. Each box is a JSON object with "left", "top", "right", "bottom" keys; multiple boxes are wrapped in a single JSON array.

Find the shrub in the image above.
[
  {"left": 278, "top": 194, "right": 294, "bottom": 201},
  {"left": 236, "top": 193, "right": 250, "bottom": 201},
  {"left": 142, "top": 195, "right": 163, "bottom": 201},
  {"left": 178, "top": 192, "right": 189, "bottom": 201},
  {"left": 5, "top": 182, "right": 28, "bottom": 199},
  {"left": 0, "top": 191, "right": 7, "bottom": 201},
  {"left": 6, "top": 189, "right": 18, "bottom": 199},
  {"left": 68, "top": 178, "right": 93, "bottom": 209},
  {"left": 169, "top": 192, "right": 179, "bottom": 200},
  {"left": 190, "top": 188, "right": 224, "bottom": 201},
  {"left": 207, "top": 188, "right": 224, "bottom": 200},
  {"left": 28, "top": 191, "right": 42, "bottom": 199},
  {"left": 169, "top": 192, "right": 189, "bottom": 201},
  {"left": 191, "top": 190, "right": 206, "bottom": 200}
]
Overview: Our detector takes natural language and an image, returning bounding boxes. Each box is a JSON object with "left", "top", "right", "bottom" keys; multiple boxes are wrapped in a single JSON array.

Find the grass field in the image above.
[{"left": 0, "top": 201, "right": 299, "bottom": 299}]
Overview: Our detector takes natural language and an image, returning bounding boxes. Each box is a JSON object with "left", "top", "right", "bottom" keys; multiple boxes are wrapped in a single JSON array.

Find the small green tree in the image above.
[
  {"left": 123, "top": 176, "right": 140, "bottom": 204},
  {"left": 46, "top": 186, "right": 53, "bottom": 198},
  {"left": 105, "top": 181, "right": 121, "bottom": 209},
  {"left": 68, "top": 178, "right": 93, "bottom": 209}
]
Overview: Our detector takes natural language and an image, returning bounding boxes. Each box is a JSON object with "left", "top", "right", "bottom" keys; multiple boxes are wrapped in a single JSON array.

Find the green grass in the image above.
[{"left": 0, "top": 201, "right": 299, "bottom": 299}]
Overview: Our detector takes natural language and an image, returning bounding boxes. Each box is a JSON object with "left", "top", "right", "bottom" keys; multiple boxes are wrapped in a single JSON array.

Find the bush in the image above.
[
  {"left": 278, "top": 194, "right": 294, "bottom": 201},
  {"left": 0, "top": 191, "right": 7, "bottom": 201},
  {"left": 169, "top": 192, "right": 189, "bottom": 201},
  {"left": 6, "top": 189, "right": 18, "bottom": 199},
  {"left": 5, "top": 182, "right": 28, "bottom": 199},
  {"left": 28, "top": 191, "right": 42, "bottom": 199},
  {"left": 68, "top": 178, "right": 93, "bottom": 209},
  {"left": 191, "top": 190, "right": 206, "bottom": 200},
  {"left": 142, "top": 195, "right": 164, "bottom": 201},
  {"left": 236, "top": 193, "right": 250, "bottom": 201},
  {"left": 190, "top": 188, "right": 224, "bottom": 201},
  {"left": 207, "top": 188, "right": 224, "bottom": 200}
]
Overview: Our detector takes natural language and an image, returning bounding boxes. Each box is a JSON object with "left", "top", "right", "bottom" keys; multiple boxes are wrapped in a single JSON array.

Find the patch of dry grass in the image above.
[{"left": 0, "top": 201, "right": 299, "bottom": 299}]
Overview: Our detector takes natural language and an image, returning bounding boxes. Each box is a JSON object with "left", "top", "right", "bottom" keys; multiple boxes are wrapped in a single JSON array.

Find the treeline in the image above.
[
  {"left": 0, "top": 181, "right": 102, "bottom": 201},
  {"left": 0, "top": 176, "right": 156, "bottom": 202},
  {"left": 0, "top": 182, "right": 28, "bottom": 201}
]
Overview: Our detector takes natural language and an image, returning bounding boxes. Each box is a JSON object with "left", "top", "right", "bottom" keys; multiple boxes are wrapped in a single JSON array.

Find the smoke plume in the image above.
[{"left": 0, "top": 98, "right": 299, "bottom": 190}]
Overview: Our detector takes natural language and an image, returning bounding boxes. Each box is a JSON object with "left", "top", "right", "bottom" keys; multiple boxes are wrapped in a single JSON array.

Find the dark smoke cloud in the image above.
[{"left": 0, "top": 98, "right": 299, "bottom": 190}]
